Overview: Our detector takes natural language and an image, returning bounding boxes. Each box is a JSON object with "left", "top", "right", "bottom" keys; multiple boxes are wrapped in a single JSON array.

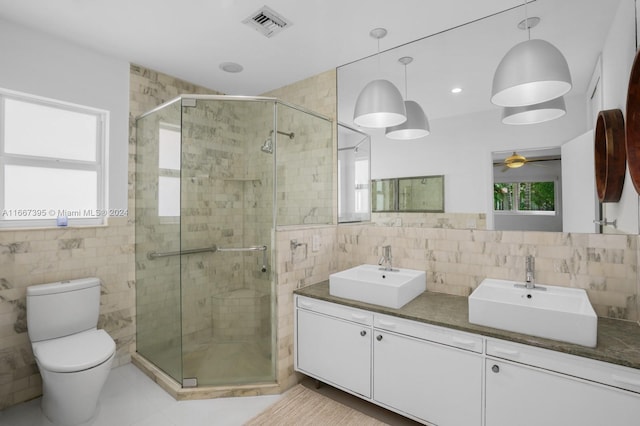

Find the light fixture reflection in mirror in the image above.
[
  {"left": 386, "top": 100, "right": 430, "bottom": 139},
  {"left": 501, "top": 96, "right": 566, "bottom": 125},
  {"left": 491, "top": 11, "right": 572, "bottom": 107},
  {"left": 385, "top": 56, "right": 430, "bottom": 139}
]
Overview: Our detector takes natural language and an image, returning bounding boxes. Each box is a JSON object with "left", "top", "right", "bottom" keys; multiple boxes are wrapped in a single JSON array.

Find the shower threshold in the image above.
[{"left": 131, "top": 353, "right": 281, "bottom": 401}]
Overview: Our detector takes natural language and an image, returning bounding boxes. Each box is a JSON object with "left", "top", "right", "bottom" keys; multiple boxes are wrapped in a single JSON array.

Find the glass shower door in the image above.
[
  {"left": 135, "top": 99, "right": 183, "bottom": 383},
  {"left": 179, "top": 98, "right": 276, "bottom": 386}
]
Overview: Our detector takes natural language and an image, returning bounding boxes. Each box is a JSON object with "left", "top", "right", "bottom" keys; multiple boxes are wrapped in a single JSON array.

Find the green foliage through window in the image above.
[{"left": 494, "top": 181, "right": 555, "bottom": 212}]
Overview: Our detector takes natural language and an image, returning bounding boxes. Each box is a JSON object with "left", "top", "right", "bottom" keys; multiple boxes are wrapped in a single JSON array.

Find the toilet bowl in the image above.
[{"left": 26, "top": 278, "right": 116, "bottom": 426}]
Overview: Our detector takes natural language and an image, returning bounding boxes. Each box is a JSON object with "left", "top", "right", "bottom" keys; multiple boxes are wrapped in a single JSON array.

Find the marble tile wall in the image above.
[
  {"left": 0, "top": 218, "right": 135, "bottom": 408},
  {"left": 335, "top": 225, "right": 638, "bottom": 320},
  {"left": 372, "top": 212, "right": 487, "bottom": 230},
  {"left": 274, "top": 225, "right": 338, "bottom": 389},
  {"left": 263, "top": 69, "right": 338, "bottom": 227},
  {"left": 274, "top": 103, "right": 334, "bottom": 226}
]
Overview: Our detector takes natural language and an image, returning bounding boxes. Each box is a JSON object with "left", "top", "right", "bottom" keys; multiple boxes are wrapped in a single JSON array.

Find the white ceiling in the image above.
[{"left": 0, "top": 0, "right": 558, "bottom": 96}]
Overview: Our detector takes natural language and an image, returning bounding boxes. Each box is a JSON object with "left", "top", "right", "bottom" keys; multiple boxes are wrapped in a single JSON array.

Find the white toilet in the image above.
[{"left": 26, "top": 277, "right": 116, "bottom": 426}]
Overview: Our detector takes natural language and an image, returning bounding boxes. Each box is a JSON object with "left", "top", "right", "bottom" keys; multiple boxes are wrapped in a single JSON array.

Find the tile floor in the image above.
[{"left": 0, "top": 363, "right": 282, "bottom": 426}]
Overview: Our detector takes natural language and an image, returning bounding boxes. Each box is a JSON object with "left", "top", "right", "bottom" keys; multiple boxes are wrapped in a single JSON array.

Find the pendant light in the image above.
[
  {"left": 353, "top": 28, "right": 407, "bottom": 128},
  {"left": 491, "top": 6, "right": 572, "bottom": 107},
  {"left": 502, "top": 96, "right": 566, "bottom": 125},
  {"left": 385, "top": 57, "right": 430, "bottom": 139}
]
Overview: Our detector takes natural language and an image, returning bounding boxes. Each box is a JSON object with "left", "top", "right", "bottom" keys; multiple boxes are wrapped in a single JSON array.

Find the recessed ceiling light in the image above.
[
  {"left": 451, "top": 87, "right": 463, "bottom": 94},
  {"left": 219, "top": 62, "right": 243, "bottom": 73}
]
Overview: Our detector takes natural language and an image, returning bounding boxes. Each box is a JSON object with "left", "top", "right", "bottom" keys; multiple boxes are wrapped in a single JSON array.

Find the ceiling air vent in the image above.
[{"left": 243, "top": 6, "right": 292, "bottom": 38}]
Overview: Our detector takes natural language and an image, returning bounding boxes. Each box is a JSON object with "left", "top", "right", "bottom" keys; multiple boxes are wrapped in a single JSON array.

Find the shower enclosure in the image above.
[{"left": 135, "top": 96, "right": 332, "bottom": 388}]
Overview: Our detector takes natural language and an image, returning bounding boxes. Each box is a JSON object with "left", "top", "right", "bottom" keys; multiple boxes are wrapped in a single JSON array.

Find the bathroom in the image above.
[{"left": 0, "top": 0, "right": 639, "bottom": 425}]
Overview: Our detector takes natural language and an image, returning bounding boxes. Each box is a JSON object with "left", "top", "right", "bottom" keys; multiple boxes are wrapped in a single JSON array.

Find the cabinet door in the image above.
[
  {"left": 296, "top": 309, "right": 371, "bottom": 397},
  {"left": 486, "top": 359, "right": 640, "bottom": 426},
  {"left": 373, "top": 330, "right": 482, "bottom": 425}
]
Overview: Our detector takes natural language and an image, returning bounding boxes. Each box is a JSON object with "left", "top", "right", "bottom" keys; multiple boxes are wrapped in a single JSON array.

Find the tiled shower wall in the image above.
[{"left": 275, "top": 103, "right": 333, "bottom": 226}]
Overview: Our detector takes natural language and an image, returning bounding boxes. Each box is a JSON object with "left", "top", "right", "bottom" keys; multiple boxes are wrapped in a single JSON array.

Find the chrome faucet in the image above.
[
  {"left": 514, "top": 255, "right": 545, "bottom": 291},
  {"left": 525, "top": 255, "right": 535, "bottom": 289},
  {"left": 378, "top": 245, "right": 393, "bottom": 271}
]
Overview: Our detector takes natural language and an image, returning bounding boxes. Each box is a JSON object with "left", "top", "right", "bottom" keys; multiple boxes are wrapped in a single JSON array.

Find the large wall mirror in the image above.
[{"left": 337, "top": 0, "right": 640, "bottom": 234}]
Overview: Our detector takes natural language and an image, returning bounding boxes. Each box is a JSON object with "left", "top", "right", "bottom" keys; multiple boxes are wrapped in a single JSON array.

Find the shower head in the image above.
[
  {"left": 260, "top": 129, "right": 294, "bottom": 154},
  {"left": 261, "top": 136, "right": 273, "bottom": 154}
]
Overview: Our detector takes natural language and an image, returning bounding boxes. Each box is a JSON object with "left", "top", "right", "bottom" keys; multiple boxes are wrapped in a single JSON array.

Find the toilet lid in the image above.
[{"left": 32, "top": 329, "right": 116, "bottom": 373}]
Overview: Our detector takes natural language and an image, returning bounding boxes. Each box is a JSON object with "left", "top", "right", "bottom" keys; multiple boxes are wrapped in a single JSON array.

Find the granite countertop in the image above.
[{"left": 295, "top": 281, "right": 640, "bottom": 370}]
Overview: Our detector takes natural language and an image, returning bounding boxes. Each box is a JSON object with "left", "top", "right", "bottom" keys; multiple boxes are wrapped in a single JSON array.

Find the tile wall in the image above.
[{"left": 0, "top": 218, "right": 134, "bottom": 408}]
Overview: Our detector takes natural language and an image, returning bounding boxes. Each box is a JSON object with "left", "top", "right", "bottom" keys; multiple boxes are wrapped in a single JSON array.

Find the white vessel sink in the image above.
[
  {"left": 468, "top": 278, "right": 597, "bottom": 347},
  {"left": 329, "top": 264, "right": 426, "bottom": 309}
]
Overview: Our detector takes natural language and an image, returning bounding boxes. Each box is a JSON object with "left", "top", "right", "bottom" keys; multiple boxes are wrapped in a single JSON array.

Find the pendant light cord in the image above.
[
  {"left": 524, "top": 0, "right": 531, "bottom": 40},
  {"left": 377, "top": 37, "right": 381, "bottom": 74},
  {"left": 404, "top": 64, "right": 408, "bottom": 98}
]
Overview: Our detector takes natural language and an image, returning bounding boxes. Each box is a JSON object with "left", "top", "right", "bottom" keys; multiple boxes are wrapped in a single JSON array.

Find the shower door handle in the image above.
[
  {"left": 147, "top": 245, "right": 218, "bottom": 260},
  {"left": 147, "top": 244, "right": 267, "bottom": 270},
  {"left": 216, "top": 245, "right": 268, "bottom": 273}
]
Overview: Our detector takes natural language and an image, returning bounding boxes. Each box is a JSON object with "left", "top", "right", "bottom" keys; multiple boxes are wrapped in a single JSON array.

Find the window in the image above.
[
  {"left": 158, "top": 123, "right": 180, "bottom": 218},
  {"left": 0, "top": 90, "right": 108, "bottom": 227},
  {"left": 494, "top": 181, "right": 556, "bottom": 214},
  {"left": 354, "top": 159, "right": 369, "bottom": 214}
]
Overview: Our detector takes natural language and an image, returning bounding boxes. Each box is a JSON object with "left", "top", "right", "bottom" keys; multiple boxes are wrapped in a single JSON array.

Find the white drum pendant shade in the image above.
[
  {"left": 353, "top": 79, "right": 407, "bottom": 128},
  {"left": 386, "top": 100, "right": 430, "bottom": 139},
  {"left": 502, "top": 96, "right": 566, "bottom": 125},
  {"left": 491, "top": 39, "right": 572, "bottom": 107}
]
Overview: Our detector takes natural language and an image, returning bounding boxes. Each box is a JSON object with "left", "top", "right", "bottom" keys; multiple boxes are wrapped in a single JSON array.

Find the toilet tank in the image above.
[{"left": 26, "top": 278, "right": 101, "bottom": 342}]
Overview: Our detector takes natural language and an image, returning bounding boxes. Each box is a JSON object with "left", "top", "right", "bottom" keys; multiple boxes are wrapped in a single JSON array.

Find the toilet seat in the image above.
[{"left": 32, "top": 329, "right": 115, "bottom": 373}]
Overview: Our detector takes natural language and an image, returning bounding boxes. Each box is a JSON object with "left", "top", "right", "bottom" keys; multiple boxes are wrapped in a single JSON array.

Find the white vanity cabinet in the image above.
[
  {"left": 295, "top": 294, "right": 640, "bottom": 426},
  {"left": 372, "top": 316, "right": 483, "bottom": 425},
  {"left": 485, "top": 340, "right": 640, "bottom": 426},
  {"left": 295, "top": 296, "right": 372, "bottom": 398},
  {"left": 295, "top": 296, "right": 483, "bottom": 425}
]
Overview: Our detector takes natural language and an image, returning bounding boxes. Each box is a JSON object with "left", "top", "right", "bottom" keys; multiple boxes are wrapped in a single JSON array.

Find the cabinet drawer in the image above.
[
  {"left": 487, "top": 339, "right": 640, "bottom": 394},
  {"left": 374, "top": 313, "right": 483, "bottom": 353},
  {"left": 296, "top": 295, "right": 373, "bottom": 325}
]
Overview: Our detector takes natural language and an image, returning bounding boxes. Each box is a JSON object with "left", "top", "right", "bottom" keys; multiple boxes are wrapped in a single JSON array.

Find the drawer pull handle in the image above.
[
  {"left": 351, "top": 313, "right": 368, "bottom": 321},
  {"left": 376, "top": 335, "right": 383, "bottom": 341},
  {"left": 493, "top": 348, "right": 520, "bottom": 357},
  {"left": 360, "top": 330, "right": 367, "bottom": 337},
  {"left": 492, "top": 365, "right": 500, "bottom": 373},
  {"left": 378, "top": 320, "right": 397, "bottom": 328},
  {"left": 612, "top": 374, "right": 640, "bottom": 387},
  {"left": 452, "top": 337, "right": 476, "bottom": 347}
]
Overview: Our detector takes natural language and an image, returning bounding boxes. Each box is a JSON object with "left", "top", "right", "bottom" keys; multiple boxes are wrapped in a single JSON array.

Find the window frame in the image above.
[{"left": 0, "top": 88, "right": 108, "bottom": 228}]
